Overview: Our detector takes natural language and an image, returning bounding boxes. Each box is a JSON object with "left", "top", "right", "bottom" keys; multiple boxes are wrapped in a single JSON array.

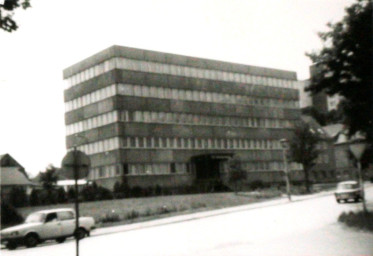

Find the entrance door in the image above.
[{"left": 192, "top": 153, "right": 233, "bottom": 180}]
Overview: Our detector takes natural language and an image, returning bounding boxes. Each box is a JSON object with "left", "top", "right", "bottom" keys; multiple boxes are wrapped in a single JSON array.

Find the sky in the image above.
[{"left": 0, "top": 0, "right": 355, "bottom": 177}]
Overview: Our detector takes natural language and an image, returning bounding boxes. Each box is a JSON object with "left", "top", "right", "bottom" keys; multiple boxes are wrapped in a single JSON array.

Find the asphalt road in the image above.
[{"left": 2, "top": 186, "right": 373, "bottom": 256}]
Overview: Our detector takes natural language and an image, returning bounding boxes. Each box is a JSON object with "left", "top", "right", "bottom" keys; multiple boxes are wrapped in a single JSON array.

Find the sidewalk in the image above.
[{"left": 91, "top": 189, "right": 337, "bottom": 238}]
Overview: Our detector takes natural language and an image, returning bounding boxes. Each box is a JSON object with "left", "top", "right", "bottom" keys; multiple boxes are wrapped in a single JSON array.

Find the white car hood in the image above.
[{"left": 1, "top": 222, "right": 41, "bottom": 233}]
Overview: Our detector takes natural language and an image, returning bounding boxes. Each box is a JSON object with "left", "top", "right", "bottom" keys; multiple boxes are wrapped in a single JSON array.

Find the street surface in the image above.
[{"left": 2, "top": 186, "right": 373, "bottom": 256}]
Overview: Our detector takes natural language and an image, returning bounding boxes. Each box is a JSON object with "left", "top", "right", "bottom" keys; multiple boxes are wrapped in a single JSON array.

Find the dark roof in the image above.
[
  {"left": 300, "top": 115, "right": 331, "bottom": 139},
  {"left": 0, "top": 154, "right": 24, "bottom": 168},
  {"left": 322, "top": 124, "right": 345, "bottom": 138},
  {"left": 0, "top": 167, "right": 33, "bottom": 186},
  {"left": 0, "top": 153, "right": 28, "bottom": 178}
]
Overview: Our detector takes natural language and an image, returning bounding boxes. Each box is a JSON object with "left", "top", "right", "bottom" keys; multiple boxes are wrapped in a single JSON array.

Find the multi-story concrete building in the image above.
[{"left": 63, "top": 45, "right": 302, "bottom": 190}]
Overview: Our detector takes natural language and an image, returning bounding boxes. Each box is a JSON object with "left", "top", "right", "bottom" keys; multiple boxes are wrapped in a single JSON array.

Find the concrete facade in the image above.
[{"left": 63, "top": 45, "right": 302, "bottom": 190}]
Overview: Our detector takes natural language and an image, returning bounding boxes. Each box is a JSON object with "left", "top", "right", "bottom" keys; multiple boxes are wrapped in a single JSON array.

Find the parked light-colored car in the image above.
[
  {"left": 335, "top": 180, "right": 364, "bottom": 203},
  {"left": 0, "top": 208, "right": 95, "bottom": 250}
]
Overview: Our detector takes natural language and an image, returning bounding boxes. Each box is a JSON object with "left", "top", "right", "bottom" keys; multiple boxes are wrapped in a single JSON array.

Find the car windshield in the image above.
[
  {"left": 338, "top": 183, "right": 358, "bottom": 190},
  {"left": 25, "top": 213, "right": 45, "bottom": 223}
]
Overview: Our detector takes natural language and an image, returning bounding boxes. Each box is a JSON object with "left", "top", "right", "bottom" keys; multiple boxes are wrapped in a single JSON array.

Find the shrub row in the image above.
[
  {"left": 98, "top": 202, "right": 207, "bottom": 224},
  {"left": 338, "top": 211, "right": 373, "bottom": 231},
  {"left": 113, "top": 181, "right": 231, "bottom": 199}
]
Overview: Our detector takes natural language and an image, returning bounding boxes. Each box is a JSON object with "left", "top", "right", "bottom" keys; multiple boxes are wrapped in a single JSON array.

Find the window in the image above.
[
  {"left": 138, "top": 137, "right": 144, "bottom": 147},
  {"left": 99, "top": 167, "right": 105, "bottom": 177},
  {"left": 45, "top": 213, "right": 58, "bottom": 223},
  {"left": 122, "top": 164, "right": 128, "bottom": 175},
  {"left": 171, "top": 163, "right": 176, "bottom": 173}
]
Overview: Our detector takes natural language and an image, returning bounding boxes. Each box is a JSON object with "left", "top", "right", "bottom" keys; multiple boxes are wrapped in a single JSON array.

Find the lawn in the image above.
[{"left": 16, "top": 190, "right": 282, "bottom": 228}]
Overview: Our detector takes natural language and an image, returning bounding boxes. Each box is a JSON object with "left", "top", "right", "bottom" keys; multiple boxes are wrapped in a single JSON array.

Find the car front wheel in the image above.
[
  {"left": 6, "top": 241, "right": 17, "bottom": 250},
  {"left": 24, "top": 234, "right": 39, "bottom": 248},
  {"left": 74, "top": 228, "right": 87, "bottom": 240}
]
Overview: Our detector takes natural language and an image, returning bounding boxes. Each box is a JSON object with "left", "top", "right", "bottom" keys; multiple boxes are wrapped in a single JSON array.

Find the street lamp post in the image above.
[
  {"left": 280, "top": 138, "right": 291, "bottom": 201},
  {"left": 349, "top": 139, "right": 367, "bottom": 213}
]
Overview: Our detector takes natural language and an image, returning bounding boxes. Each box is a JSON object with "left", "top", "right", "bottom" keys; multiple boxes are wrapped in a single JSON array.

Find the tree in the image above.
[
  {"left": 39, "top": 165, "right": 59, "bottom": 204},
  {"left": 56, "top": 187, "right": 67, "bottom": 203},
  {"left": 289, "top": 123, "right": 320, "bottom": 193},
  {"left": 306, "top": 0, "right": 373, "bottom": 143},
  {"left": 29, "top": 189, "right": 40, "bottom": 206},
  {"left": 0, "top": 0, "right": 31, "bottom": 32},
  {"left": 228, "top": 156, "right": 247, "bottom": 194},
  {"left": 302, "top": 105, "right": 344, "bottom": 126},
  {"left": 40, "top": 165, "right": 58, "bottom": 191}
]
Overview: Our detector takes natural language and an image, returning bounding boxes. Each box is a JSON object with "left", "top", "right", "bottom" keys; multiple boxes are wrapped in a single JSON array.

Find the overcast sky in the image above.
[{"left": 0, "top": 0, "right": 354, "bottom": 177}]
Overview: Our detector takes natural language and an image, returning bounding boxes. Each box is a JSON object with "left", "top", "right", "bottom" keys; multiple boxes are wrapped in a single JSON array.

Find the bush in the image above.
[
  {"left": 130, "top": 186, "right": 143, "bottom": 198},
  {"left": 155, "top": 185, "right": 162, "bottom": 196},
  {"left": 96, "top": 186, "right": 114, "bottom": 200},
  {"left": 100, "top": 210, "right": 121, "bottom": 223},
  {"left": 291, "top": 186, "right": 309, "bottom": 195},
  {"left": 249, "top": 180, "right": 266, "bottom": 190},
  {"left": 338, "top": 211, "right": 373, "bottom": 231},
  {"left": 81, "top": 185, "right": 96, "bottom": 201},
  {"left": 1, "top": 202, "right": 24, "bottom": 226},
  {"left": 29, "top": 189, "right": 41, "bottom": 206},
  {"left": 143, "top": 208, "right": 153, "bottom": 217},
  {"left": 156, "top": 205, "right": 177, "bottom": 215},
  {"left": 81, "top": 183, "right": 113, "bottom": 201},
  {"left": 56, "top": 187, "right": 68, "bottom": 203},
  {"left": 67, "top": 187, "right": 76, "bottom": 201},
  {"left": 8, "top": 187, "right": 28, "bottom": 207},
  {"left": 191, "top": 202, "right": 207, "bottom": 209},
  {"left": 126, "top": 210, "right": 140, "bottom": 220}
]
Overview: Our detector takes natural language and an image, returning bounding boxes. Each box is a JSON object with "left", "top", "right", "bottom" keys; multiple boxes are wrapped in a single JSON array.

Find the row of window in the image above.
[
  {"left": 89, "top": 163, "right": 191, "bottom": 179},
  {"left": 65, "top": 85, "right": 116, "bottom": 112},
  {"left": 64, "top": 57, "right": 300, "bottom": 90},
  {"left": 241, "top": 162, "right": 303, "bottom": 171},
  {"left": 66, "top": 111, "right": 119, "bottom": 135},
  {"left": 65, "top": 83, "right": 298, "bottom": 112},
  {"left": 88, "top": 161, "right": 303, "bottom": 179},
  {"left": 76, "top": 136, "right": 287, "bottom": 156},
  {"left": 130, "top": 111, "right": 295, "bottom": 129},
  {"left": 117, "top": 84, "right": 298, "bottom": 109},
  {"left": 77, "top": 137, "right": 120, "bottom": 155},
  {"left": 66, "top": 110, "right": 295, "bottom": 136}
]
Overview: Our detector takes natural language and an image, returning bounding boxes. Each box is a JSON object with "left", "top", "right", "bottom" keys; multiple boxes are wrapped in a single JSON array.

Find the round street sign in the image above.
[{"left": 61, "top": 150, "right": 91, "bottom": 180}]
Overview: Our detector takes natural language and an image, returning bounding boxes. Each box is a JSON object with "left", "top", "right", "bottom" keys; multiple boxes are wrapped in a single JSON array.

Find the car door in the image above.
[
  {"left": 57, "top": 211, "right": 76, "bottom": 237},
  {"left": 39, "top": 213, "right": 62, "bottom": 239}
]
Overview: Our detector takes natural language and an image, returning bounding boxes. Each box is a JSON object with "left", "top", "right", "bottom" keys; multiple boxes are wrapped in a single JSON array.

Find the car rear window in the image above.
[{"left": 57, "top": 211, "right": 74, "bottom": 220}]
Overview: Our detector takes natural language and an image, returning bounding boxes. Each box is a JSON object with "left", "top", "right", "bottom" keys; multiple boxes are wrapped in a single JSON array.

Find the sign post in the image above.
[
  {"left": 62, "top": 148, "right": 90, "bottom": 256},
  {"left": 349, "top": 139, "right": 367, "bottom": 213}
]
